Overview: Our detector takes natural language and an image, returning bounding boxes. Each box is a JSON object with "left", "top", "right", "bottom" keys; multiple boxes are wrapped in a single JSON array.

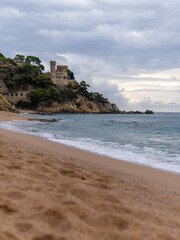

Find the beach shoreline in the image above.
[
  {"left": 0, "top": 111, "right": 180, "bottom": 239},
  {"left": 0, "top": 111, "right": 180, "bottom": 179}
]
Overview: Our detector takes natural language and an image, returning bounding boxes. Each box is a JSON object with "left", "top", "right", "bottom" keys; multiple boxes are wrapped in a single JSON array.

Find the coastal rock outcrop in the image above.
[
  {"left": 36, "top": 96, "right": 120, "bottom": 114},
  {"left": 28, "top": 118, "right": 58, "bottom": 122},
  {"left": 0, "top": 94, "right": 17, "bottom": 112},
  {"left": 118, "top": 110, "right": 154, "bottom": 114},
  {"left": 145, "top": 110, "right": 154, "bottom": 114}
]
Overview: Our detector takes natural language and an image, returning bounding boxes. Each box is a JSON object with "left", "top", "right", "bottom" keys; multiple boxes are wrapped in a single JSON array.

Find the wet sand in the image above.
[{"left": 0, "top": 111, "right": 180, "bottom": 240}]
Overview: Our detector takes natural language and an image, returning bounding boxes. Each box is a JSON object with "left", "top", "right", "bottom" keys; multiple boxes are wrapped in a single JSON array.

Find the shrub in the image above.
[
  {"left": 35, "top": 75, "right": 53, "bottom": 89},
  {"left": 14, "top": 54, "right": 25, "bottom": 62},
  {"left": 27, "top": 87, "right": 61, "bottom": 106},
  {"left": 94, "top": 92, "right": 108, "bottom": 102},
  {"left": 15, "top": 100, "right": 37, "bottom": 109},
  {"left": 68, "top": 69, "right": 75, "bottom": 79},
  {"left": 61, "top": 89, "right": 77, "bottom": 101},
  {"left": 0, "top": 53, "right": 5, "bottom": 58}
]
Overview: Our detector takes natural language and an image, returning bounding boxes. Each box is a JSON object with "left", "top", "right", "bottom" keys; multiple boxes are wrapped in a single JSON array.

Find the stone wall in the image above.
[
  {"left": 0, "top": 77, "right": 32, "bottom": 103},
  {"left": 4, "top": 91, "right": 30, "bottom": 103}
]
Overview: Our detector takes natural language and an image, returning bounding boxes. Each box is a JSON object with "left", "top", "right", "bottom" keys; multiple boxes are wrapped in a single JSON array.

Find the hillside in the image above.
[{"left": 0, "top": 53, "right": 120, "bottom": 113}]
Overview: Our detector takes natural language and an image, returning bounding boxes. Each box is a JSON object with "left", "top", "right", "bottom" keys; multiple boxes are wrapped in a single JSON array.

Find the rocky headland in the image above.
[
  {"left": 0, "top": 53, "right": 154, "bottom": 114},
  {"left": 36, "top": 95, "right": 120, "bottom": 114}
]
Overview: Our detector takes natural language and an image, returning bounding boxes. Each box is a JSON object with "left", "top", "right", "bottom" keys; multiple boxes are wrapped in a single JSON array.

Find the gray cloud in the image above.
[{"left": 0, "top": 0, "right": 180, "bottom": 111}]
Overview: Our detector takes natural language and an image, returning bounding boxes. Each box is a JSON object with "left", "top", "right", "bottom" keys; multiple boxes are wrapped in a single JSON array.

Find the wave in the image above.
[{"left": 0, "top": 120, "right": 179, "bottom": 174}]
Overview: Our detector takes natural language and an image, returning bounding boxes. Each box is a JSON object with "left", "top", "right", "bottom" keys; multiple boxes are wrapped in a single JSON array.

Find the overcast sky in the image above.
[{"left": 1, "top": 0, "right": 180, "bottom": 111}]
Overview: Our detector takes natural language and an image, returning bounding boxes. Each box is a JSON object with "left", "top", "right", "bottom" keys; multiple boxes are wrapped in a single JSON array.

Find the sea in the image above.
[{"left": 0, "top": 112, "right": 180, "bottom": 174}]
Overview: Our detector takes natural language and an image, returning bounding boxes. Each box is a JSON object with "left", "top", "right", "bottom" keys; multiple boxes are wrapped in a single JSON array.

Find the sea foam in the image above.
[{"left": 0, "top": 113, "right": 179, "bottom": 174}]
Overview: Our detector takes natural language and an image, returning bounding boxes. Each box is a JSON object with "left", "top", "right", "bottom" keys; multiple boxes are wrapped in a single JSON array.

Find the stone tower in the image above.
[
  {"left": 50, "top": 61, "right": 56, "bottom": 83},
  {"left": 50, "top": 61, "right": 69, "bottom": 85}
]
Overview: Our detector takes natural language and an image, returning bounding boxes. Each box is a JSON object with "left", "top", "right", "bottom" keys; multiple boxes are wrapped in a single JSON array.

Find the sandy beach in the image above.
[{"left": 0, "top": 111, "right": 180, "bottom": 240}]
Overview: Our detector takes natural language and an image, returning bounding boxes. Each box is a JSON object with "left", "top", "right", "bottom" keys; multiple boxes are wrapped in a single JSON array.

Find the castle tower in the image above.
[
  {"left": 49, "top": 61, "right": 75, "bottom": 86},
  {"left": 50, "top": 61, "right": 56, "bottom": 83}
]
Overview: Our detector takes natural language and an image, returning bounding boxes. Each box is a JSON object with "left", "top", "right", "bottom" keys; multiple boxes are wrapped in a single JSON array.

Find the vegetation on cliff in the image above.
[
  {"left": 0, "top": 53, "right": 17, "bottom": 66},
  {"left": 0, "top": 54, "right": 46, "bottom": 92}
]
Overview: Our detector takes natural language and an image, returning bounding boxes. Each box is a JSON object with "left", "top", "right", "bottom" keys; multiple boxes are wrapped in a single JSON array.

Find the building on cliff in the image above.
[
  {"left": 0, "top": 60, "right": 75, "bottom": 103},
  {"left": 47, "top": 61, "right": 75, "bottom": 86}
]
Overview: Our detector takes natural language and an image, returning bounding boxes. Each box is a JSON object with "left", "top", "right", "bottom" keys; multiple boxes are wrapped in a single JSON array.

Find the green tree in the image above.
[
  {"left": 25, "top": 56, "right": 44, "bottom": 72},
  {"left": 5, "top": 80, "right": 17, "bottom": 92},
  {"left": 20, "top": 62, "right": 39, "bottom": 74},
  {"left": 61, "top": 89, "right": 77, "bottom": 101},
  {"left": 14, "top": 54, "right": 25, "bottom": 62},
  {"left": 6, "top": 58, "right": 17, "bottom": 66},
  {"left": 94, "top": 92, "right": 108, "bottom": 102},
  {"left": 79, "top": 81, "right": 90, "bottom": 92},
  {"left": 0, "top": 56, "right": 17, "bottom": 66},
  {"left": 26, "top": 56, "right": 41, "bottom": 65},
  {"left": 27, "top": 88, "right": 48, "bottom": 104},
  {"left": 48, "top": 87, "right": 61, "bottom": 102},
  {"left": 16, "top": 62, "right": 40, "bottom": 86},
  {"left": 27, "top": 87, "right": 61, "bottom": 107},
  {"left": 68, "top": 69, "right": 75, "bottom": 79},
  {"left": 35, "top": 75, "right": 53, "bottom": 89},
  {"left": 12, "top": 74, "right": 21, "bottom": 83},
  {"left": 0, "top": 53, "right": 5, "bottom": 58}
]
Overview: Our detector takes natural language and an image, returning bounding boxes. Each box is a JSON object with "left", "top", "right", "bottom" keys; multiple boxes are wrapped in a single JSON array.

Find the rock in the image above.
[
  {"left": 95, "top": 102, "right": 120, "bottom": 113},
  {"left": 36, "top": 96, "right": 120, "bottom": 114},
  {"left": 118, "top": 110, "right": 155, "bottom": 114},
  {"left": 126, "top": 111, "right": 142, "bottom": 114},
  {"left": 28, "top": 118, "right": 58, "bottom": 122},
  {"left": 145, "top": 110, "right": 154, "bottom": 114},
  {"left": 0, "top": 94, "right": 18, "bottom": 112}
]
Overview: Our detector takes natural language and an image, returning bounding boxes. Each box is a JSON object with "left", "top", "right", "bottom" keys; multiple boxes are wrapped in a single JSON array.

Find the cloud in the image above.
[
  {"left": 1, "top": 0, "right": 180, "bottom": 111},
  {"left": 0, "top": 7, "right": 24, "bottom": 19}
]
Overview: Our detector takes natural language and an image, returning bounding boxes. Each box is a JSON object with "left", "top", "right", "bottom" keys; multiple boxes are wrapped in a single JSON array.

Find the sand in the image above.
[
  {"left": 0, "top": 111, "right": 180, "bottom": 240},
  {"left": 0, "top": 111, "right": 30, "bottom": 122}
]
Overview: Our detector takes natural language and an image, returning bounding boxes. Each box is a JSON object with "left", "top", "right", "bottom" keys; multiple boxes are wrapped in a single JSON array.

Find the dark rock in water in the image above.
[
  {"left": 28, "top": 118, "right": 58, "bottom": 122},
  {"left": 145, "top": 110, "right": 154, "bottom": 114},
  {"left": 37, "top": 112, "right": 55, "bottom": 115},
  {"left": 127, "top": 111, "right": 142, "bottom": 114},
  {"left": 118, "top": 109, "right": 155, "bottom": 114}
]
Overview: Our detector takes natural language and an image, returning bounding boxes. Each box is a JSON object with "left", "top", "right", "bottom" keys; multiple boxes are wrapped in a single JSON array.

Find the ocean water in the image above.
[{"left": 0, "top": 112, "right": 180, "bottom": 174}]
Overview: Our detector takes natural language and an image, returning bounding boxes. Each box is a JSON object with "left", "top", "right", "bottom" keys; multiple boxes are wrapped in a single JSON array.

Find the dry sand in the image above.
[
  {"left": 0, "top": 111, "right": 30, "bottom": 122},
  {"left": 0, "top": 111, "right": 180, "bottom": 240}
]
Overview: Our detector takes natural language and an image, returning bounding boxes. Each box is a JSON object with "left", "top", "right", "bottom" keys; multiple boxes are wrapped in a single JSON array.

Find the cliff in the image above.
[
  {"left": 0, "top": 53, "right": 155, "bottom": 114},
  {"left": 37, "top": 95, "right": 120, "bottom": 114},
  {"left": 0, "top": 54, "right": 120, "bottom": 114},
  {"left": 0, "top": 94, "right": 17, "bottom": 112}
]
